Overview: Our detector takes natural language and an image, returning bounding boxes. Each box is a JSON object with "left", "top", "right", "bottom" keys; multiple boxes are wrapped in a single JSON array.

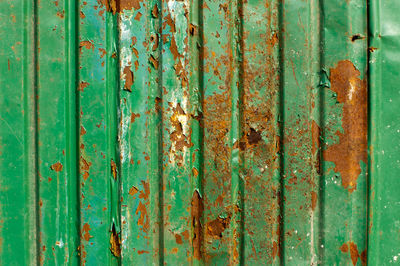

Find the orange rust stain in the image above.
[
  {"left": 324, "top": 60, "right": 367, "bottom": 192},
  {"left": 340, "top": 241, "right": 366, "bottom": 266},
  {"left": 205, "top": 213, "right": 231, "bottom": 239},
  {"left": 149, "top": 55, "right": 159, "bottom": 69},
  {"left": 151, "top": 3, "right": 158, "bottom": 18},
  {"left": 110, "top": 224, "right": 121, "bottom": 257},
  {"left": 134, "top": 12, "right": 142, "bottom": 21},
  {"left": 111, "top": 159, "right": 117, "bottom": 180},
  {"left": 123, "top": 64, "right": 134, "bottom": 92},
  {"left": 309, "top": 192, "right": 317, "bottom": 212},
  {"left": 80, "top": 156, "right": 92, "bottom": 181},
  {"left": 81, "top": 223, "right": 93, "bottom": 241},
  {"left": 101, "top": 0, "right": 144, "bottom": 13},
  {"left": 191, "top": 191, "right": 203, "bottom": 260},
  {"left": 175, "top": 233, "right": 183, "bottom": 244},
  {"left": 98, "top": 48, "right": 106, "bottom": 58},
  {"left": 129, "top": 186, "right": 139, "bottom": 197},
  {"left": 272, "top": 241, "right": 278, "bottom": 259},
  {"left": 137, "top": 250, "right": 149, "bottom": 255},
  {"left": 311, "top": 121, "right": 320, "bottom": 155},
  {"left": 171, "top": 248, "right": 178, "bottom": 254},
  {"left": 135, "top": 201, "right": 149, "bottom": 232},
  {"left": 79, "top": 41, "right": 94, "bottom": 53},
  {"left": 80, "top": 126, "right": 86, "bottom": 136},
  {"left": 78, "top": 81, "right": 89, "bottom": 92},
  {"left": 50, "top": 162, "right": 63, "bottom": 172}
]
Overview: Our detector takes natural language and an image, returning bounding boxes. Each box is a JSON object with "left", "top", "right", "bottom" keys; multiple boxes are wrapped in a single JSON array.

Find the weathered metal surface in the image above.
[{"left": 0, "top": 0, "right": 399, "bottom": 265}]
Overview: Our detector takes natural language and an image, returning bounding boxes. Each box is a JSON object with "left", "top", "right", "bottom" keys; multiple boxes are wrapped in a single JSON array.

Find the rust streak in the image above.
[{"left": 324, "top": 60, "right": 367, "bottom": 192}]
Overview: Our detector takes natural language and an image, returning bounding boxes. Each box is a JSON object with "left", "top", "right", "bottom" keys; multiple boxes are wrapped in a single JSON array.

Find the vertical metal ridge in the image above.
[
  {"left": 367, "top": 0, "right": 381, "bottom": 263},
  {"left": 229, "top": 0, "right": 244, "bottom": 263},
  {"left": 308, "top": 0, "right": 322, "bottom": 264},
  {"left": 65, "top": 0, "right": 80, "bottom": 263},
  {"left": 22, "top": 0, "right": 40, "bottom": 263},
  {"left": 147, "top": 0, "right": 163, "bottom": 263},
  {"left": 105, "top": 5, "right": 121, "bottom": 265},
  {"left": 189, "top": 0, "right": 204, "bottom": 262}
]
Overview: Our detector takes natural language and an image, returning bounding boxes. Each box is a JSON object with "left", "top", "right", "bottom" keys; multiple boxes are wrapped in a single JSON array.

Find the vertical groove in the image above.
[
  {"left": 189, "top": 0, "right": 204, "bottom": 262},
  {"left": 229, "top": 0, "right": 244, "bottom": 263},
  {"left": 277, "top": 0, "right": 285, "bottom": 264},
  {"left": 105, "top": 4, "right": 121, "bottom": 264},
  {"left": 65, "top": 0, "right": 80, "bottom": 263},
  {"left": 148, "top": 0, "right": 163, "bottom": 263},
  {"left": 318, "top": 0, "right": 326, "bottom": 263},
  {"left": 22, "top": 0, "right": 40, "bottom": 263}
]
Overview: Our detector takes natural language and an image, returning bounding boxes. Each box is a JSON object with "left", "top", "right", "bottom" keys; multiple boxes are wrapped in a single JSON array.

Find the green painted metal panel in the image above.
[{"left": 0, "top": 0, "right": 399, "bottom": 265}]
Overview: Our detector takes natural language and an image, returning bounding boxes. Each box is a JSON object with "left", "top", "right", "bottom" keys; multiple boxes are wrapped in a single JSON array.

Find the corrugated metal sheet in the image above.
[{"left": 0, "top": 0, "right": 399, "bottom": 265}]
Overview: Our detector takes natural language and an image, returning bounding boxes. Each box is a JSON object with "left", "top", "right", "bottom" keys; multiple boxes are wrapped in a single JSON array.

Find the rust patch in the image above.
[
  {"left": 123, "top": 65, "right": 134, "bottom": 92},
  {"left": 81, "top": 223, "right": 93, "bottom": 241},
  {"left": 101, "top": 0, "right": 143, "bottom": 13},
  {"left": 79, "top": 41, "right": 94, "bottom": 53},
  {"left": 129, "top": 186, "right": 139, "bottom": 196},
  {"left": 135, "top": 180, "right": 150, "bottom": 232},
  {"left": 175, "top": 233, "right": 183, "bottom": 244},
  {"left": 151, "top": 3, "right": 158, "bottom": 18},
  {"left": 191, "top": 190, "right": 203, "bottom": 260},
  {"left": 324, "top": 60, "right": 367, "bottom": 192},
  {"left": 50, "top": 162, "right": 63, "bottom": 172},
  {"left": 80, "top": 156, "right": 92, "bottom": 181},
  {"left": 78, "top": 81, "right": 89, "bottom": 92},
  {"left": 149, "top": 55, "right": 159, "bottom": 69},
  {"left": 247, "top": 128, "right": 262, "bottom": 145},
  {"left": 110, "top": 224, "right": 121, "bottom": 257},
  {"left": 311, "top": 191, "right": 317, "bottom": 211},
  {"left": 205, "top": 213, "right": 231, "bottom": 239},
  {"left": 130, "top": 112, "right": 140, "bottom": 123},
  {"left": 111, "top": 159, "right": 117, "bottom": 180},
  {"left": 169, "top": 103, "right": 190, "bottom": 162},
  {"left": 340, "top": 241, "right": 366, "bottom": 266}
]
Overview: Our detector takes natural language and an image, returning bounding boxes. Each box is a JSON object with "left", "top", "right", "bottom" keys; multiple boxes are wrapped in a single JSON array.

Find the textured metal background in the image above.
[{"left": 0, "top": 0, "right": 399, "bottom": 265}]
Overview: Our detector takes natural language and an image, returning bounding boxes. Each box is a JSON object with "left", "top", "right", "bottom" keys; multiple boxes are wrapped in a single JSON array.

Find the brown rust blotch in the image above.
[
  {"left": 111, "top": 159, "right": 117, "bottom": 180},
  {"left": 50, "top": 162, "right": 63, "bottom": 172},
  {"left": 78, "top": 81, "right": 89, "bottom": 92},
  {"left": 205, "top": 213, "right": 231, "bottom": 239},
  {"left": 340, "top": 241, "right": 366, "bottom": 266},
  {"left": 79, "top": 41, "right": 94, "bottom": 53},
  {"left": 191, "top": 190, "right": 203, "bottom": 260},
  {"left": 130, "top": 112, "right": 140, "bottom": 123},
  {"left": 123, "top": 65, "right": 134, "bottom": 92},
  {"left": 81, "top": 223, "right": 92, "bottom": 241},
  {"left": 100, "top": 0, "right": 143, "bottom": 14},
  {"left": 311, "top": 191, "right": 317, "bottom": 211},
  {"left": 129, "top": 186, "right": 139, "bottom": 196},
  {"left": 110, "top": 224, "right": 121, "bottom": 257},
  {"left": 324, "top": 60, "right": 367, "bottom": 192}
]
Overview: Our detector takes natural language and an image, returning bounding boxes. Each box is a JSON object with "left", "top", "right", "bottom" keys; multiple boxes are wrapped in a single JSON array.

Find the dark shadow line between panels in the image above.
[
  {"left": 75, "top": 0, "right": 83, "bottom": 264},
  {"left": 64, "top": 0, "right": 81, "bottom": 263},
  {"left": 157, "top": 0, "right": 165, "bottom": 263},
  {"left": 238, "top": 0, "right": 245, "bottom": 263},
  {"left": 30, "top": 0, "right": 40, "bottom": 263}
]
